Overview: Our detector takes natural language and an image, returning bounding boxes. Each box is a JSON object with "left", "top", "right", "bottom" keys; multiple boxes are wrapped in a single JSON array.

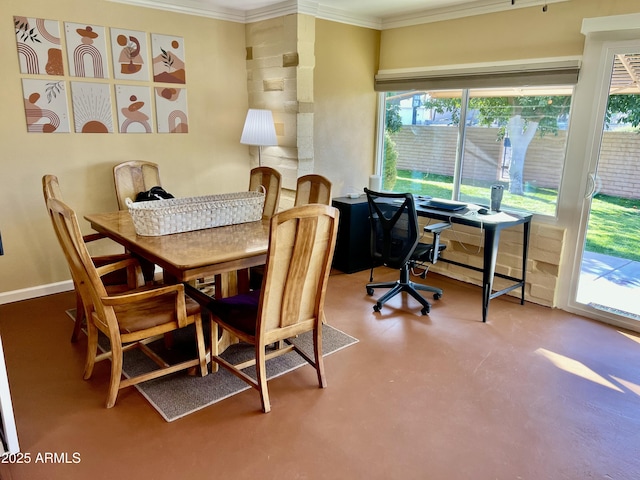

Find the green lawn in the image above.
[{"left": 393, "top": 170, "right": 640, "bottom": 262}]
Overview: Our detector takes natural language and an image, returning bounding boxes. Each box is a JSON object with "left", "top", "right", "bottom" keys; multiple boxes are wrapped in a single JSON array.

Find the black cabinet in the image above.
[{"left": 331, "top": 196, "right": 371, "bottom": 274}]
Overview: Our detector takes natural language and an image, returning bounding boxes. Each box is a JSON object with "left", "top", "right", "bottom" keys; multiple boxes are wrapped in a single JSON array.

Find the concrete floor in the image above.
[{"left": 1, "top": 269, "right": 640, "bottom": 479}]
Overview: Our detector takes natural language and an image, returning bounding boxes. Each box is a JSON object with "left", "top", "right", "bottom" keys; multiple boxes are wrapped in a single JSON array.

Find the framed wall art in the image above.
[
  {"left": 14, "top": 16, "right": 64, "bottom": 76},
  {"left": 151, "top": 34, "right": 186, "bottom": 84},
  {"left": 21, "top": 79, "right": 70, "bottom": 133},
  {"left": 71, "top": 82, "right": 113, "bottom": 133},
  {"left": 115, "top": 84, "right": 153, "bottom": 133},
  {"left": 155, "top": 86, "right": 188, "bottom": 133},
  {"left": 65, "top": 22, "right": 109, "bottom": 78},
  {"left": 111, "top": 28, "right": 150, "bottom": 81}
]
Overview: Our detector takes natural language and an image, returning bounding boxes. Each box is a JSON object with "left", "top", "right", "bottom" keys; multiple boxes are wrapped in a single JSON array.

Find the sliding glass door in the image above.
[{"left": 573, "top": 50, "right": 640, "bottom": 323}]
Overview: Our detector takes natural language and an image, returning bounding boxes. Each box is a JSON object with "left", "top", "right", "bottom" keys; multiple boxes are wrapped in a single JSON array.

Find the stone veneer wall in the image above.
[
  {"left": 418, "top": 218, "right": 565, "bottom": 307},
  {"left": 244, "top": 14, "right": 315, "bottom": 206}
]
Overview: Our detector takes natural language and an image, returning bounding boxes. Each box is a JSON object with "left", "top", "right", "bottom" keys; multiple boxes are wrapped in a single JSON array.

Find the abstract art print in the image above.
[
  {"left": 71, "top": 82, "right": 113, "bottom": 133},
  {"left": 151, "top": 34, "right": 186, "bottom": 84},
  {"left": 14, "top": 16, "right": 64, "bottom": 76},
  {"left": 65, "top": 22, "right": 109, "bottom": 78},
  {"left": 21, "top": 79, "right": 70, "bottom": 133},
  {"left": 111, "top": 28, "right": 150, "bottom": 81},
  {"left": 115, "top": 85, "right": 153, "bottom": 133},
  {"left": 155, "top": 86, "right": 188, "bottom": 133}
]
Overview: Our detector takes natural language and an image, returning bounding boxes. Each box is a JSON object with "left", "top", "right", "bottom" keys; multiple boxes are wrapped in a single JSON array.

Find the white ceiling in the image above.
[{"left": 110, "top": 0, "right": 562, "bottom": 29}]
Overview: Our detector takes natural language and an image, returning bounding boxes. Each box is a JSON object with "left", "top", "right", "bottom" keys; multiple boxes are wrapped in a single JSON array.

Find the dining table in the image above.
[
  {"left": 84, "top": 210, "right": 270, "bottom": 290},
  {"left": 85, "top": 210, "right": 271, "bottom": 356}
]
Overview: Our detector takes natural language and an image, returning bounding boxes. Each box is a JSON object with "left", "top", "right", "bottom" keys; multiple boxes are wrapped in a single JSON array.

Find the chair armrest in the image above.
[
  {"left": 101, "top": 283, "right": 184, "bottom": 305},
  {"left": 423, "top": 222, "right": 451, "bottom": 264},
  {"left": 83, "top": 232, "right": 107, "bottom": 243},
  {"left": 101, "top": 283, "right": 190, "bottom": 327},
  {"left": 423, "top": 222, "right": 451, "bottom": 234},
  {"left": 95, "top": 257, "right": 144, "bottom": 289}
]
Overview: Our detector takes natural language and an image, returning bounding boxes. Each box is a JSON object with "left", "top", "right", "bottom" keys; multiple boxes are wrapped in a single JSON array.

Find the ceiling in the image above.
[
  {"left": 110, "top": 0, "right": 563, "bottom": 29},
  {"left": 612, "top": 54, "right": 640, "bottom": 94}
]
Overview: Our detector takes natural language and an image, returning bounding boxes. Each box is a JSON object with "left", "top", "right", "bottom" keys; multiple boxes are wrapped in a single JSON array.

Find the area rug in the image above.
[{"left": 66, "top": 310, "right": 358, "bottom": 421}]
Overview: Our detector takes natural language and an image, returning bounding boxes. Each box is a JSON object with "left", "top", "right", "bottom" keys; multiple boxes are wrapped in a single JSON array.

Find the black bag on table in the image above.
[{"left": 135, "top": 186, "right": 174, "bottom": 202}]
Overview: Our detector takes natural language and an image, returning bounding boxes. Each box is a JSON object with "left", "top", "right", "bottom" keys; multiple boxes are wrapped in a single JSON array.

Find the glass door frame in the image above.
[{"left": 557, "top": 20, "right": 640, "bottom": 332}]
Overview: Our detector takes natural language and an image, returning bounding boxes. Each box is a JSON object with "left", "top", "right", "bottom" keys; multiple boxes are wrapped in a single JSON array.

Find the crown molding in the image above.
[
  {"left": 313, "top": 3, "right": 382, "bottom": 30},
  {"left": 107, "top": 0, "right": 569, "bottom": 29},
  {"left": 107, "top": 0, "right": 248, "bottom": 22},
  {"left": 382, "top": 0, "right": 569, "bottom": 30}
]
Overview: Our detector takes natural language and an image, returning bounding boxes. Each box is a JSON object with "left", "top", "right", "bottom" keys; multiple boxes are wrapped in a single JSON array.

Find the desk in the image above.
[
  {"left": 334, "top": 197, "right": 532, "bottom": 322},
  {"left": 85, "top": 211, "right": 270, "bottom": 283},
  {"left": 416, "top": 202, "right": 532, "bottom": 323}
]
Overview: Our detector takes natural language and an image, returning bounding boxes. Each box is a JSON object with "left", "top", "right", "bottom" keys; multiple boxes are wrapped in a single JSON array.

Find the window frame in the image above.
[{"left": 376, "top": 85, "right": 576, "bottom": 219}]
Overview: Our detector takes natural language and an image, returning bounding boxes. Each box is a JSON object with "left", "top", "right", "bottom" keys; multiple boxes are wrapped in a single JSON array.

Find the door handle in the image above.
[{"left": 585, "top": 172, "right": 601, "bottom": 199}]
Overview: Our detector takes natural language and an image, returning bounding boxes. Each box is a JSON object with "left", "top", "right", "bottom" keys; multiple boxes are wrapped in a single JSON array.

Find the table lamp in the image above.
[{"left": 240, "top": 109, "right": 277, "bottom": 166}]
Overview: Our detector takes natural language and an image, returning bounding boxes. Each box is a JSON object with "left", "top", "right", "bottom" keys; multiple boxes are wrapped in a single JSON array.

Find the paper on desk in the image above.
[{"left": 463, "top": 205, "right": 522, "bottom": 223}]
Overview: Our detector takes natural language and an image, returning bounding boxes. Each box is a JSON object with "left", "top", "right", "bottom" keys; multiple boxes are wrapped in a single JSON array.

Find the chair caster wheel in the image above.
[
  {"left": 421, "top": 306, "right": 430, "bottom": 315},
  {"left": 366, "top": 287, "right": 374, "bottom": 296},
  {"left": 433, "top": 293, "right": 442, "bottom": 300},
  {"left": 373, "top": 303, "right": 381, "bottom": 312}
]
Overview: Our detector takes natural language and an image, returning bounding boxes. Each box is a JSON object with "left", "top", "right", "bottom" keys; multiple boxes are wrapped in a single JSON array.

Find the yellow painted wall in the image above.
[
  {"left": 379, "top": 0, "right": 640, "bottom": 70},
  {"left": 0, "top": 0, "right": 248, "bottom": 293},
  {"left": 314, "top": 19, "right": 380, "bottom": 196},
  {"left": 3, "top": 0, "right": 640, "bottom": 300}
]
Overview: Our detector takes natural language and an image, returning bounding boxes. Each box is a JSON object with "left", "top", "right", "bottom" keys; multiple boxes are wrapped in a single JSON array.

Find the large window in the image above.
[{"left": 380, "top": 85, "right": 574, "bottom": 216}]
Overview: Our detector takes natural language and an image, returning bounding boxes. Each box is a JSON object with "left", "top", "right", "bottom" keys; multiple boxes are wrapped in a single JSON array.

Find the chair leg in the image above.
[
  {"left": 72, "top": 290, "right": 84, "bottom": 343},
  {"left": 375, "top": 283, "right": 403, "bottom": 305},
  {"left": 210, "top": 319, "right": 219, "bottom": 373},
  {"left": 83, "top": 318, "right": 99, "bottom": 380},
  {"left": 255, "top": 343, "right": 271, "bottom": 413},
  {"left": 106, "top": 340, "right": 124, "bottom": 408},
  {"left": 413, "top": 282, "right": 443, "bottom": 296},
  {"left": 195, "top": 315, "right": 208, "bottom": 377},
  {"left": 314, "top": 326, "right": 327, "bottom": 388},
  {"left": 404, "top": 284, "right": 432, "bottom": 313},
  {"left": 368, "top": 263, "right": 440, "bottom": 314}
]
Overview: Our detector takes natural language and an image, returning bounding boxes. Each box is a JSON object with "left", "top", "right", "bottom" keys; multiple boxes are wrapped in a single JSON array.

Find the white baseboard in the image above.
[{"left": 0, "top": 281, "right": 74, "bottom": 305}]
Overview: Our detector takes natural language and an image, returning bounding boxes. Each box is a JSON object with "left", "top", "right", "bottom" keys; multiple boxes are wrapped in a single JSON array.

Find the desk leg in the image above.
[
  {"left": 482, "top": 230, "right": 501, "bottom": 323},
  {"left": 520, "top": 220, "right": 531, "bottom": 305}
]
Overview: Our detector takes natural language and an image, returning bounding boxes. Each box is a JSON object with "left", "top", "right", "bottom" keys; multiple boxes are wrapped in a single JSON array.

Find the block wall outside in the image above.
[
  {"left": 420, "top": 218, "right": 566, "bottom": 307},
  {"left": 394, "top": 126, "right": 640, "bottom": 199}
]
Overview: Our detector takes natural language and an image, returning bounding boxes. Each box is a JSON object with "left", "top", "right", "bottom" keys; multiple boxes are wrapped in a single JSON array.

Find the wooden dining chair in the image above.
[
  {"left": 187, "top": 203, "right": 339, "bottom": 413},
  {"left": 294, "top": 174, "right": 332, "bottom": 206},
  {"left": 113, "top": 160, "right": 162, "bottom": 210},
  {"left": 47, "top": 197, "right": 208, "bottom": 408},
  {"left": 218, "top": 166, "right": 283, "bottom": 297},
  {"left": 249, "top": 166, "right": 281, "bottom": 219},
  {"left": 113, "top": 161, "right": 162, "bottom": 281},
  {"left": 43, "top": 174, "right": 135, "bottom": 342}
]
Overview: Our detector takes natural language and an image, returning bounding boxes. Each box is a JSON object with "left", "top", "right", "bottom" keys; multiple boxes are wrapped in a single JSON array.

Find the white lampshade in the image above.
[{"left": 240, "top": 109, "right": 277, "bottom": 146}]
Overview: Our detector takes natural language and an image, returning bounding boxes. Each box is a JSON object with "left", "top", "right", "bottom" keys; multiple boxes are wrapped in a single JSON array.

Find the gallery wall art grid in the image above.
[{"left": 14, "top": 16, "right": 189, "bottom": 134}]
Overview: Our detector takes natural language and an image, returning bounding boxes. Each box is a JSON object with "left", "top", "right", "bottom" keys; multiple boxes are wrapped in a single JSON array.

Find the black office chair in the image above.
[{"left": 364, "top": 188, "right": 450, "bottom": 315}]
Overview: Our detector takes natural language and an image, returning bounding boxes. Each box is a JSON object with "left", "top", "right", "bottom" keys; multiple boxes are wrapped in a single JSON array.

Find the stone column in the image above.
[{"left": 245, "top": 14, "right": 315, "bottom": 201}]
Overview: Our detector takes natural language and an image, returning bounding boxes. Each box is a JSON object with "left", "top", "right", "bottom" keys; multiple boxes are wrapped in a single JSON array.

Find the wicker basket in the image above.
[{"left": 125, "top": 191, "right": 265, "bottom": 236}]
